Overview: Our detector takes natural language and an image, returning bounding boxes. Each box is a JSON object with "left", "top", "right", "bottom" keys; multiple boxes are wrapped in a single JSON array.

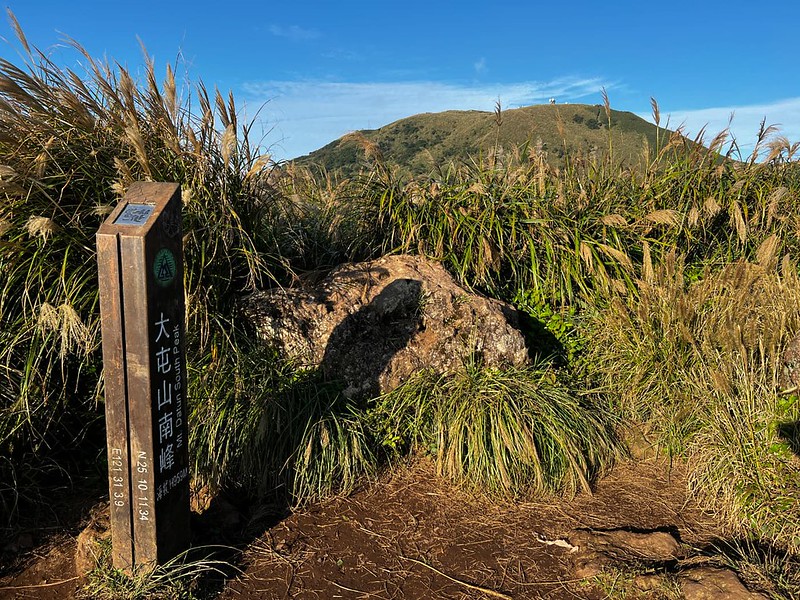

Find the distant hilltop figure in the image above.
[{"left": 549, "top": 97, "right": 556, "bottom": 104}]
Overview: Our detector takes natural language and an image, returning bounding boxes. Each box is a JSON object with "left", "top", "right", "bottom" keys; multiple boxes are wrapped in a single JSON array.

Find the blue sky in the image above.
[{"left": 3, "top": 1, "right": 799, "bottom": 160}]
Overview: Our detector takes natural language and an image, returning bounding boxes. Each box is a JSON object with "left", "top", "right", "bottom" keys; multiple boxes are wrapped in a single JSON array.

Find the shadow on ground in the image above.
[
  {"left": 778, "top": 420, "right": 800, "bottom": 456},
  {"left": 188, "top": 279, "right": 426, "bottom": 596}
]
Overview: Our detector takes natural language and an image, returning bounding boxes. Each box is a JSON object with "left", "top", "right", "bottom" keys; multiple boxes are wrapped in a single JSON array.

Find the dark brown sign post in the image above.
[{"left": 97, "top": 182, "right": 190, "bottom": 571}]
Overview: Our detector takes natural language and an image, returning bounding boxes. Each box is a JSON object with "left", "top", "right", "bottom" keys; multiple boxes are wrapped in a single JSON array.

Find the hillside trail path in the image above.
[
  {"left": 217, "top": 458, "right": 723, "bottom": 599},
  {"left": 0, "top": 457, "right": 727, "bottom": 599}
]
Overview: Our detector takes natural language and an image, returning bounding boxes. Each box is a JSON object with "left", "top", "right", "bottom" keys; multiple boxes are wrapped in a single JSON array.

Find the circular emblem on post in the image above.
[{"left": 153, "top": 248, "right": 177, "bottom": 287}]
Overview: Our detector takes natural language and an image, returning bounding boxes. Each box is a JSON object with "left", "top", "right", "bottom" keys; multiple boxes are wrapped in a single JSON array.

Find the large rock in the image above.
[
  {"left": 568, "top": 528, "right": 685, "bottom": 579},
  {"left": 568, "top": 528, "right": 684, "bottom": 563},
  {"left": 241, "top": 255, "right": 529, "bottom": 398},
  {"left": 780, "top": 332, "right": 800, "bottom": 391},
  {"left": 680, "top": 566, "right": 768, "bottom": 600}
]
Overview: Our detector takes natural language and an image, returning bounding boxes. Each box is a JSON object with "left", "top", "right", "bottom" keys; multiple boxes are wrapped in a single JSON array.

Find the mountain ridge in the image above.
[{"left": 294, "top": 103, "right": 676, "bottom": 177}]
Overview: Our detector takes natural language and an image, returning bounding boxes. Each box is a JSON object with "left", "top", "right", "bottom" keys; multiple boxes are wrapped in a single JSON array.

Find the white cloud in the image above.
[
  {"left": 240, "top": 77, "right": 608, "bottom": 160},
  {"left": 474, "top": 58, "right": 487, "bottom": 76},
  {"left": 267, "top": 25, "right": 320, "bottom": 42},
  {"left": 647, "top": 97, "right": 800, "bottom": 158}
]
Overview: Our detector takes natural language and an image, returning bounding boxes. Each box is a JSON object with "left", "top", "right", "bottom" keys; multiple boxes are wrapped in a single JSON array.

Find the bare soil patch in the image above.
[
  {"left": 1, "top": 458, "right": 728, "bottom": 599},
  {"left": 221, "top": 457, "right": 722, "bottom": 599},
  {"left": 0, "top": 472, "right": 104, "bottom": 600}
]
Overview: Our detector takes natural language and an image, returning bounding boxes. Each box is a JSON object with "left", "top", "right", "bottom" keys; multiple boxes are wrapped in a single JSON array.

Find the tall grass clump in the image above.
[
  {"left": 312, "top": 99, "right": 800, "bottom": 315},
  {"left": 369, "top": 363, "right": 622, "bottom": 498},
  {"left": 0, "top": 13, "right": 283, "bottom": 523},
  {"left": 586, "top": 253, "right": 800, "bottom": 551},
  {"left": 267, "top": 160, "right": 389, "bottom": 272},
  {"left": 289, "top": 382, "right": 376, "bottom": 504},
  {"left": 189, "top": 351, "right": 376, "bottom": 505},
  {"left": 81, "top": 541, "right": 232, "bottom": 600},
  {"left": 360, "top": 150, "right": 640, "bottom": 304},
  {"left": 718, "top": 539, "right": 800, "bottom": 600},
  {"left": 689, "top": 361, "right": 800, "bottom": 551}
]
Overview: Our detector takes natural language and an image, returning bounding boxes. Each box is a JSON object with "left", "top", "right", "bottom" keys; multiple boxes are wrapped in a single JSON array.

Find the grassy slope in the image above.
[{"left": 296, "top": 103, "right": 673, "bottom": 176}]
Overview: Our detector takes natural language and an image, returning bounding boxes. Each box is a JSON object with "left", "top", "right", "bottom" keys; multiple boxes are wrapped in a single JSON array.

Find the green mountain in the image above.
[{"left": 294, "top": 103, "right": 674, "bottom": 177}]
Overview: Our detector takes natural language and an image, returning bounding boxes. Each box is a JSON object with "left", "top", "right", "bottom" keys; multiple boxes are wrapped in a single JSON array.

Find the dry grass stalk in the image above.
[
  {"left": 755, "top": 234, "right": 780, "bottom": 270},
  {"left": 731, "top": 201, "right": 748, "bottom": 243},
  {"left": 124, "top": 122, "right": 152, "bottom": 177},
  {"left": 220, "top": 123, "right": 237, "bottom": 168},
  {"left": 644, "top": 209, "right": 680, "bottom": 227},
  {"left": 687, "top": 205, "right": 700, "bottom": 228},
  {"left": 25, "top": 215, "right": 56, "bottom": 240},
  {"left": 650, "top": 97, "right": 660, "bottom": 128},
  {"left": 596, "top": 242, "right": 633, "bottom": 272},
  {"left": 342, "top": 131, "right": 384, "bottom": 163},
  {"left": 600, "top": 213, "right": 627, "bottom": 227},
  {"left": 707, "top": 128, "right": 730, "bottom": 155},
  {"left": 642, "top": 240, "right": 654, "bottom": 285},
  {"left": 766, "top": 186, "right": 789, "bottom": 227},
  {"left": 703, "top": 195, "right": 722, "bottom": 216},
  {"left": 579, "top": 241, "right": 594, "bottom": 269},
  {"left": 36, "top": 302, "right": 92, "bottom": 358},
  {"left": 92, "top": 205, "right": 114, "bottom": 217}
]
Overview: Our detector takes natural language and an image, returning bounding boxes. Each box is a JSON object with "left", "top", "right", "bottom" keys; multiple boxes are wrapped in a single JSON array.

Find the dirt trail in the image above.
[
  {"left": 0, "top": 458, "right": 725, "bottom": 599},
  {"left": 218, "top": 459, "right": 721, "bottom": 599}
]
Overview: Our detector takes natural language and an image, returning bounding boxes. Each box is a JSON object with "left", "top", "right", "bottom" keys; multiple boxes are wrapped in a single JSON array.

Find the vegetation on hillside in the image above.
[
  {"left": 1, "top": 14, "right": 800, "bottom": 597},
  {"left": 0, "top": 13, "right": 281, "bottom": 523},
  {"left": 296, "top": 101, "right": 678, "bottom": 177}
]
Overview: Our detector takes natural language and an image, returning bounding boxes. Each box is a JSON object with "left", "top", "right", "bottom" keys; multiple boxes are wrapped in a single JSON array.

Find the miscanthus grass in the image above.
[
  {"left": 3, "top": 12, "right": 800, "bottom": 586},
  {"left": 0, "top": 12, "right": 279, "bottom": 522},
  {"left": 189, "top": 347, "right": 375, "bottom": 506},
  {"left": 318, "top": 97, "right": 800, "bottom": 310},
  {"left": 369, "top": 363, "right": 622, "bottom": 498},
  {"left": 587, "top": 255, "right": 800, "bottom": 551}
]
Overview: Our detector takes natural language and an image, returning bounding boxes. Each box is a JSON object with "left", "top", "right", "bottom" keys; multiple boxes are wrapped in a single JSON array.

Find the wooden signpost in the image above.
[{"left": 97, "top": 182, "right": 190, "bottom": 571}]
